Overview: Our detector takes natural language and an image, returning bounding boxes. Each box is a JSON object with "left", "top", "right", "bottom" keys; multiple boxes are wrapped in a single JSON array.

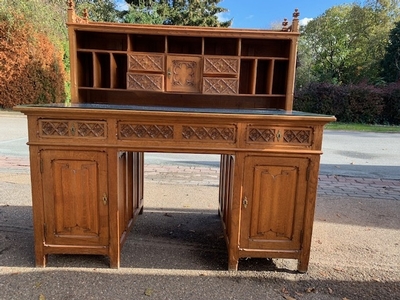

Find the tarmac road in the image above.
[{"left": 1, "top": 110, "right": 399, "bottom": 179}]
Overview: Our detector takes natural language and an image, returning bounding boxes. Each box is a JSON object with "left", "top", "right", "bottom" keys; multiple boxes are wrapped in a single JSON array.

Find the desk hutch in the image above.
[{"left": 15, "top": 1, "right": 335, "bottom": 272}]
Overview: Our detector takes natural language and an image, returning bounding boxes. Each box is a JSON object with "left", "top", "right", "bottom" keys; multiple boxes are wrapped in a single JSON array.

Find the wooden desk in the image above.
[{"left": 16, "top": 103, "right": 335, "bottom": 272}]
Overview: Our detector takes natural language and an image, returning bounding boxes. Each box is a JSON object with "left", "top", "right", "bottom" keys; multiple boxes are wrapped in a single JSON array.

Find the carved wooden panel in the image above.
[
  {"left": 128, "top": 53, "right": 164, "bottom": 72},
  {"left": 127, "top": 73, "right": 164, "bottom": 91},
  {"left": 203, "top": 57, "right": 239, "bottom": 74},
  {"left": 203, "top": 78, "right": 238, "bottom": 95},
  {"left": 41, "top": 150, "right": 109, "bottom": 246},
  {"left": 182, "top": 125, "right": 236, "bottom": 141},
  {"left": 166, "top": 56, "right": 202, "bottom": 93},
  {"left": 241, "top": 156, "right": 308, "bottom": 251},
  {"left": 246, "top": 126, "right": 312, "bottom": 146},
  {"left": 39, "top": 120, "right": 106, "bottom": 138},
  {"left": 247, "top": 126, "right": 276, "bottom": 143},
  {"left": 283, "top": 129, "right": 312, "bottom": 145},
  {"left": 118, "top": 123, "right": 174, "bottom": 139}
]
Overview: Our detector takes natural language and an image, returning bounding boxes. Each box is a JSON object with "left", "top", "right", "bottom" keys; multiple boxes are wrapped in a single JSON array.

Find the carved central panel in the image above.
[
  {"left": 166, "top": 56, "right": 201, "bottom": 93},
  {"left": 119, "top": 123, "right": 174, "bottom": 139},
  {"left": 182, "top": 126, "right": 235, "bottom": 141},
  {"left": 172, "top": 60, "right": 197, "bottom": 87}
]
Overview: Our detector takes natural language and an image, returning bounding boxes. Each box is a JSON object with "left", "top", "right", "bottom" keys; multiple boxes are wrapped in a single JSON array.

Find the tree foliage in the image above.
[
  {"left": 123, "top": 0, "right": 231, "bottom": 26},
  {"left": 381, "top": 21, "right": 400, "bottom": 82},
  {"left": 296, "top": 1, "right": 400, "bottom": 87},
  {"left": 0, "top": 0, "right": 67, "bottom": 108},
  {"left": 74, "top": 0, "right": 119, "bottom": 22}
]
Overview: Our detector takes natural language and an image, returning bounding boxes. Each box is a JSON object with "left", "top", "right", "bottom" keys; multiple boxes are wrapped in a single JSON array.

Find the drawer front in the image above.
[
  {"left": 246, "top": 125, "right": 313, "bottom": 147},
  {"left": 203, "top": 77, "right": 239, "bottom": 94},
  {"left": 128, "top": 53, "right": 164, "bottom": 72},
  {"left": 39, "top": 119, "right": 107, "bottom": 139},
  {"left": 127, "top": 73, "right": 164, "bottom": 91},
  {"left": 203, "top": 57, "right": 239, "bottom": 75}
]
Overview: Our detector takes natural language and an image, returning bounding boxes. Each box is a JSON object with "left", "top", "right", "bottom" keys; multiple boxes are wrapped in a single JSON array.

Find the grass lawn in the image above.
[{"left": 325, "top": 122, "right": 400, "bottom": 133}]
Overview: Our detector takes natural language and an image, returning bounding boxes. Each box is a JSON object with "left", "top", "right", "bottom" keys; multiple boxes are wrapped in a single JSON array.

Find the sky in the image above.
[
  {"left": 220, "top": 0, "right": 360, "bottom": 28},
  {"left": 116, "top": 0, "right": 364, "bottom": 29}
]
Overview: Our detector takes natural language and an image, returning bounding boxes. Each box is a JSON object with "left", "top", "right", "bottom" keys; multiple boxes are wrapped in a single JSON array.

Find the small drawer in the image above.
[
  {"left": 246, "top": 125, "right": 313, "bottom": 147},
  {"left": 128, "top": 53, "right": 164, "bottom": 72},
  {"left": 127, "top": 73, "right": 164, "bottom": 91},
  {"left": 203, "top": 77, "right": 239, "bottom": 94},
  {"left": 203, "top": 56, "right": 239, "bottom": 75},
  {"left": 39, "top": 119, "right": 107, "bottom": 139}
]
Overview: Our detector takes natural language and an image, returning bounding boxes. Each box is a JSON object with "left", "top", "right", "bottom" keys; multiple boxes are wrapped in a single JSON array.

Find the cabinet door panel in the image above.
[
  {"left": 42, "top": 150, "right": 108, "bottom": 246},
  {"left": 241, "top": 156, "right": 308, "bottom": 250},
  {"left": 166, "top": 55, "right": 202, "bottom": 93}
]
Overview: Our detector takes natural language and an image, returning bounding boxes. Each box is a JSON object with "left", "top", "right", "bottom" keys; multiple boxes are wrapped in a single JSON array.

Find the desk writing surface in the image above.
[{"left": 16, "top": 103, "right": 334, "bottom": 119}]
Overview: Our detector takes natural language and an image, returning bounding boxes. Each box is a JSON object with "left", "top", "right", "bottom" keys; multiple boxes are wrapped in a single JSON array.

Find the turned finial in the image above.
[
  {"left": 293, "top": 8, "right": 300, "bottom": 19},
  {"left": 83, "top": 8, "right": 89, "bottom": 21},
  {"left": 282, "top": 18, "right": 289, "bottom": 31}
]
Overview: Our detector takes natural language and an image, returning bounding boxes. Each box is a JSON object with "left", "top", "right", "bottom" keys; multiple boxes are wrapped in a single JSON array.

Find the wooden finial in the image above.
[
  {"left": 68, "top": 0, "right": 75, "bottom": 9},
  {"left": 292, "top": 9, "right": 300, "bottom": 32},
  {"left": 83, "top": 9, "right": 89, "bottom": 21},
  {"left": 282, "top": 18, "right": 289, "bottom": 31},
  {"left": 293, "top": 8, "right": 300, "bottom": 20}
]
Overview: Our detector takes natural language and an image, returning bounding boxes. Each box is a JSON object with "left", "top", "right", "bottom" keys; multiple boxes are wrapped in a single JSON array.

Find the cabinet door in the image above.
[
  {"left": 166, "top": 55, "right": 202, "bottom": 93},
  {"left": 41, "top": 150, "right": 109, "bottom": 246},
  {"left": 240, "top": 156, "right": 309, "bottom": 250}
]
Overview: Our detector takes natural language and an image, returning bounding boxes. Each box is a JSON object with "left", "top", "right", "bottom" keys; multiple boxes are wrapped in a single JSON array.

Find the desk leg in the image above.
[{"left": 108, "top": 149, "right": 121, "bottom": 269}]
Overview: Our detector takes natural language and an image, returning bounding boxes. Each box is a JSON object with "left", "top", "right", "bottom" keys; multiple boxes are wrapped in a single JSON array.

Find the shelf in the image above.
[{"left": 71, "top": 24, "right": 298, "bottom": 110}]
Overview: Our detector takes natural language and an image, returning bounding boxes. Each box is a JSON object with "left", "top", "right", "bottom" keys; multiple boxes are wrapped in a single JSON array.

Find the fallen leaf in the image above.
[
  {"left": 305, "top": 287, "right": 316, "bottom": 293},
  {"left": 327, "top": 287, "right": 333, "bottom": 294},
  {"left": 144, "top": 288, "right": 153, "bottom": 296},
  {"left": 39, "top": 295, "right": 45, "bottom": 300}
]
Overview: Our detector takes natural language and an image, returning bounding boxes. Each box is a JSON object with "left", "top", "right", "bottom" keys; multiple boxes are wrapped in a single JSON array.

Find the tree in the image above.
[
  {"left": 124, "top": 0, "right": 231, "bottom": 27},
  {"left": 74, "top": 0, "right": 119, "bottom": 22},
  {"left": 381, "top": 21, "right": 400, "bottom": 82},
  {"left": 296, "top": 1, "right": 400, "bottom": 86}
]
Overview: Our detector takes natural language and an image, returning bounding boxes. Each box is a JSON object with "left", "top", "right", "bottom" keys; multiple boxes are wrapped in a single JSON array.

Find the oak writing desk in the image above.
[
  {"left": 16, "top": 103, "right": 334, "bottom": 271},
  {"left": 15, "top": 3, "right": 335, "bottom": 272}
]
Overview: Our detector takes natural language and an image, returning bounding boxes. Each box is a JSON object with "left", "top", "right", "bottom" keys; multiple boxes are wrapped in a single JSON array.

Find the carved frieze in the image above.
[
  {"left": 247, "top": 126, "right": 312, "bottom": 145},
  {"left": 41, "top": 121, "right": 69, "bottom": 136},
  {"left": 76, "top": 122, "right": 106, "bottom": 137},
  {"left": 39, "top": 120, "right": 106, "bottom": 138},
  {"left": 182, "top": 126, "right": 235, "bottom": 141},
  {"left": 283, "top": 129, "right": 311, "bottom": 144},
  {"left": 119, "top": 123, "right": 174, "bottom": 139},
  {"left": 247, "top": 127, "right": 276, "bottom": 143}
]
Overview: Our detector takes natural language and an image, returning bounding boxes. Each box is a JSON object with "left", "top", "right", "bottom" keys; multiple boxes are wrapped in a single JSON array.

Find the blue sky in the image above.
[
  {"left": 221, "top": 0, "right": 361, "bottom": 28},
  {"left": 116, "top": 0, "right": 363, "bottom": 28}
]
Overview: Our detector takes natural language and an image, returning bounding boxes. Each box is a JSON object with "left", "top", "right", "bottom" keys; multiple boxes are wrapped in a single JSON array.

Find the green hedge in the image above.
[{"left": 294, "top": 82, "right": 400, "bottom": 125}]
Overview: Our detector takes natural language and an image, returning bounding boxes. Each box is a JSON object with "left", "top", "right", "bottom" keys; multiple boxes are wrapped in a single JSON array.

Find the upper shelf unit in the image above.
[{"left": 68, "top": 6, "right": 300, "bottom": 110}]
